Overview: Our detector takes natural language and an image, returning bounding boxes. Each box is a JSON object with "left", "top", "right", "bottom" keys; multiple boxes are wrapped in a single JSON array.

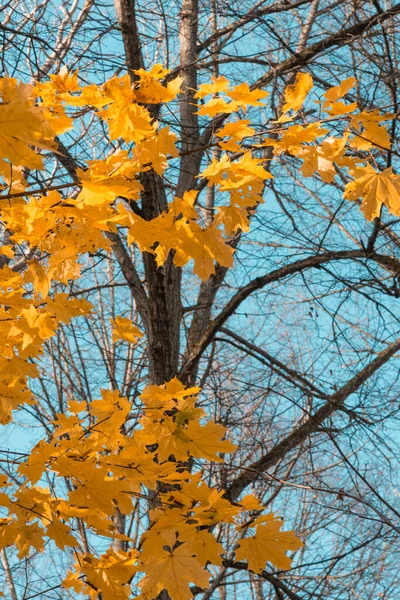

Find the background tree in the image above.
[{"left": 1, "top": 1, "right": 400, "bottom": 599}]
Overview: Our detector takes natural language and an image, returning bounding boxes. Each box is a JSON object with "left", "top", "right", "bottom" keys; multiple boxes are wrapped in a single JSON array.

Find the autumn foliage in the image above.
[{"left": 0, "top": 65, "right": 397, "bottom": 599}]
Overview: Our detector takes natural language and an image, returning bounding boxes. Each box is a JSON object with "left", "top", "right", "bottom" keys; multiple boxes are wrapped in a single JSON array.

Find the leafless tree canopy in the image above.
[{"left": 1, "top": 0, "right": 400, "bottom": 598}]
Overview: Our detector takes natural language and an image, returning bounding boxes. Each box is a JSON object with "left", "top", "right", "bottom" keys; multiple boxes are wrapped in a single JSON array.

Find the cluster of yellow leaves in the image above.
[
  {"left": 111, "top": 315, "right": 143, "bottom": 344},
  {"left": 0, "top": 65, "right": 275, "bottom": 435},
  {"left": 0, "top": 66, "right": 274, "bottom": 289},
  {"left": 64, "top": 549, "right": 138, "bottom": 600},
  {"left": 117, "top": 189, "right": 235, "bottom": 279},
  {"left": 0, "top": 378, "right": 302, "bottom": 599},
  {"left": 0, "top": 67, "right": 219, "bottom": 422},
  {"left": 0, "top": 63, "right": 397, "bottom": 600},
  {"left": 201, "top": 152, "right": 271, "bottom": 236},
  {"left": 191, "top": 76, "right": 273, "bottom": 235},
  {"left": 0, "top": 258, "right": 92, "bottom": 422},
  {"left": 0, "top": 77, "right": 56, "bottom": 169},
  {"left": 195, "top": 75, "right": 269, "bottom": 117},
  {"left": 1, "top": 67, "right": 392, "bottom": 334},
  {"left": 259, "top": 73, "right": 399, "bottom": 219}
]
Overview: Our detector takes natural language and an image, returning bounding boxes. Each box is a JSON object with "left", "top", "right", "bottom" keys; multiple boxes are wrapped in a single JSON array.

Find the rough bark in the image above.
[
  {"left": 114, "top": 0, "right": 183, "bottom": 385},
  {"left": 114, "top": 0, "right": 144, "bottom": 72},
  {"left": 176, "top": 0, "right": 201, "bottom": 197}
]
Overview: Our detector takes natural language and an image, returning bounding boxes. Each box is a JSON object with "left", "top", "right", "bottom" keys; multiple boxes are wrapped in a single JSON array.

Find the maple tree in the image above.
[
  {"left": 0, "top": 58, "right": 398, "bottom": 599},
  {"left": 1, "top": 1, "right": 400, "bottom": 599}
]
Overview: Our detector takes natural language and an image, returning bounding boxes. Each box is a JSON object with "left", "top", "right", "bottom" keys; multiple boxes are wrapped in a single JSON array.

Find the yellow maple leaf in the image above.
[
  {"left": 351, "top": 121, "right": 391, "bottom": 151},
  {"left": 299, "top": 146, "right": 337, "bottom": 182},
  {"left": 187, "top": 529, "right": 224, "bottom": 567},
  {"left": 349, "top": 110, "right": 393, "bottom": 150},
  {"left": 0, "top": 519, "right": 18, "bottom": 551},
  {"left": 194, "top": 76, "right": 230, "bottom": 99},
  {"left": 235, "top": 516, "right": 303, "bottom": 572},
  {"left": 240, "top": 494, "right": 265, "bottom": 511},
  {"left": 200, "top": 154, "right": 231, "bottom": 186},
  {"left": 15, "top": 522, "right": 45, "bottom": 559},
  {"left": 323, "top": 76, "right": 357, "bottom": 103},
  {"left": 46, "top": 519, "right": 79, "bottom": 550},
  {"left": 137, "top": 415, "right": 188, "bottom": 463},
  {"left": 216, "top": 119, "right": 254, "bottom": 142},
  {"left": 139, "top": 543, "right": 210, "bottom": 600},
  {"left": 217, "top": 139, "right": 241, "bottom": 152},
  {"left": 0, "top": 77, "right": 56, "bottom": 168},
  {"left": 281, "top": 72, "right": 313, "bottom": 114},
  {"left": 68, "top": 468, "right": 133, "bottom": 516},
  {"left": 68, "top": 399, "right": 87, "bottom": 413},
  {"left": 0, "top": 159, "right": 27, "bottom": 193},
  {"left": 32, "top": 78, "right": 74, "bottom": 135},
  {"left": 26, "top": 259, "right": 51, "bottom": 298},
  {"left": 76, "top": 151, "right": 142, "bottom": 207},
  {"left": 324, "top": 100, "right": 357, "bottom": 117},
  {"left": 299, "top": 134, "right": 348, "bottom": 182},
  {"left": 99, "top": 77, "right": 155, "bottom": 143},
  {"left": 133, "top": 64, "right": 183, "bottom": 103},
  {"left": 127, "top": 210, "right": 234, "bottom": 281},
  {"left": 14, "top": 305, "right": 57, "bottom": 349},
  {"left": 62, "top": 82, "right": 108, "bottom": 108},
  {"left": 2, "top": 191, "right": 59, "bottom": 248},
  {"left": 261, "top": 123, "right": 328, "bottom": 156},
  {"left": 17, "top": 440, "right": 53, "bottom": 484},
  {"left": 77, "top": 549, "right": 138, "bottom": 600},
  {"left": 139, "top": 377, "right": 201, "bottom": 409},
  {"left": 0, "top": 476, "right": 10, "bottom": 488},
  {"left": 227, "top": 83, "right": 268, "bottom": 109},
  {"left": 0, "top": 265, "right": 23, "bottom": 290},
  {"left": 53, "top": 412, "right": 83, "bottom": 438},
  {"left": 169, "top": 190, "right": 199, "bottom": 220},
  {"left": 228, "top": 152, "right": 272, "bottom": 182},
  {"left": 344, "top": 166, "right": 400, "bottom": 220},
  {"left": 135, "top": 63, "right": 169, "bottom": 80},
  {"left": 62, "top": 571, "right": 88, "bottom": 596},
  {"left": 216, "top": 205, "right": 251, "bottom": 235},
  {"left": 173, "top": 221, "right": 234, "bottom": 281},
  {"left": 185, "top": 419, "right": 236, "bottom": 461},
  {"left": 135, "top": 126, "right": 179, "bottom": 175},
  {"left": 197, "top": 97, "right": 239, "bottom": 117},
  {"left": 90, "top": 389, "right": 131, "bottom": 434},
  {"left": 192, "top": 488, "right": 240, "bottom": 526},
  {"left": 0, "top": 382, "right": 34, "bottom": 425},
  {"left": 49, "top": 66, "right": 80, "bottom": 94},
  {"left": 110, "top": 316, "right": 143, "bottom": 344},
  {"left": 46, "top": 293, "right": 93, "bottom": 323},
  {"left": 0, "top": 245, "right": 14, "bottom": 260}
]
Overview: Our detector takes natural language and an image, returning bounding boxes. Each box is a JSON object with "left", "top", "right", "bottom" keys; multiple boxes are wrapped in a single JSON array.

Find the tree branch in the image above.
[
  {"left": 197, "top": 3, "right": 400, "bottom": 149},
  {"left": 105, "top": 231, "right": 150, "bottom": 329},
  {"left": 114, "top": 0, "right": 144, "bottom": 73},
  {"left": 197, "top": 0, "right": 314, "bottom": 53},
  {"left": 179, "top": 249, "right": 400, "bottom": 380},
  {"left": 225, "top": 336, "right": 400, "bottom": 501}
]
